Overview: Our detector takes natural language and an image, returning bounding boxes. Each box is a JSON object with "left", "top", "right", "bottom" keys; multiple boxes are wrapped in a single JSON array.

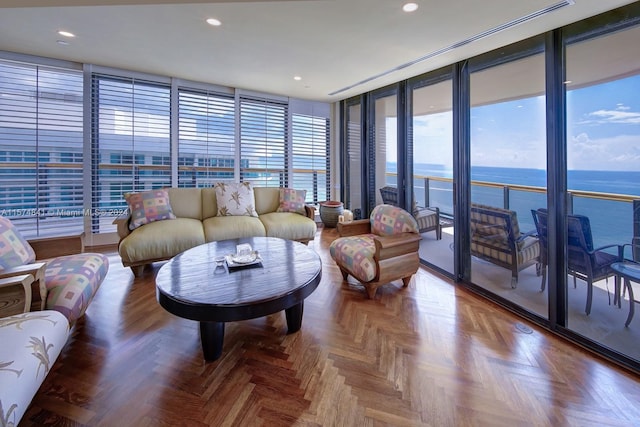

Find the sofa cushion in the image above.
[
  {"left": 254, "top": 187, "right": 281, "bottom": 215},
  {"left": 214, "top": 182, "right": 258, "bottom": 217},
  {"left": 167, "top": 187, "right": 202, "bottom": 220},
  {"left": 119, "top": 218, "right": 205, "bottom": 265},
  {"left": 202, "top": 187, "right": 218, "bottom": 219},
  {"left": 276, "top": 188, "right": 307, "bottom": 215},
  {"left": 0, "top": 310, "right": 69, "bottom": 426},
  {"left": 203, "top": 216, "right": 266, "bottom": 242},
  {"left": 0, "top": 216, "right": 36, "bottom": 270},
  {"left": 125, "top": 189, "right": 176, "bottom": 230},
  {"left": 259, "top": 212, "right": 317, "bottom": 241},
  {"left": 44, "top": 253, "right": 109, "bottom": 325}
]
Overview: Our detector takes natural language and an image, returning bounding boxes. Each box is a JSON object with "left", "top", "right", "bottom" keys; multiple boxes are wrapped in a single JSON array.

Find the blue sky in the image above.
[{"left": 410, "top": 73, "right": 640, "bottom": 172}]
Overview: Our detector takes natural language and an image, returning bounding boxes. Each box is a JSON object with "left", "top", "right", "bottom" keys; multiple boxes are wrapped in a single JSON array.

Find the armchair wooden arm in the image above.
[
  {"left": 113, "top": 211, "right": 132, "bottom": 240},
  {"left": 0, "top": 274, "right": 34, "bottom": 317},
  {"left": 337, "top": 219, "right": 371, "bottom": 237},
  {"left": 374, "top": 233, "right": 422, "bottom": 288},
  {"left": 0, "top": 262, "right": 47, "bottom": 311},
  {"left": 304, "top": 204, "right": 316, "bottom": 220}
]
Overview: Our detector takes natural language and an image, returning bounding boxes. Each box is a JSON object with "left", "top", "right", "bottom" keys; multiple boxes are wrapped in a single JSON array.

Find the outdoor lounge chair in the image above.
[
  {"left": 470, "top": 203, "right": 540, "bottom": 288},
  {"left": 531, "top": 208, "right": 624, "bottom": 315}
]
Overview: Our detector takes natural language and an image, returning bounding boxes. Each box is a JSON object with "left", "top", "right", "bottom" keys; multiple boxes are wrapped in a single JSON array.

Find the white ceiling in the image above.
[{"left": 0, "top": 0, "right": 636, "bottom": 102}]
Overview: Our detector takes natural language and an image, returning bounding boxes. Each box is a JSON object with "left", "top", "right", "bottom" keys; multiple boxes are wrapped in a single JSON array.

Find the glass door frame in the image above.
[
  {"left": 368, "top": 83, "right": 401, "bottom": 215},
  {"left": 406, "top": 66, "right": 456, "bottom": 277}
]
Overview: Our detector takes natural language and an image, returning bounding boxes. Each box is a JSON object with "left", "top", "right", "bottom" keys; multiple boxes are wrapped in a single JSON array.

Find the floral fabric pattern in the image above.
[
  {"left": 125, "top": 189, "right": 176, "bottom": 230},
  {"left": 0, "top": 216, "right": 36, "bottom": 271},
  {"left": 214, "top": 182, "right": 258, "bottom": 217},
  {"left": 276, "top": 188, "right": 307, "bottom": 215},
  {"left": 0, "top": 311, "right": 69, "bottom": 427}
]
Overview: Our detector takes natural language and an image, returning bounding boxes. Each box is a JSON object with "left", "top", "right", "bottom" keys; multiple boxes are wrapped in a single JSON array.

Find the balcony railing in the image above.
[{"left": 407, "top": 174, "right": 640, "bottom": 254}]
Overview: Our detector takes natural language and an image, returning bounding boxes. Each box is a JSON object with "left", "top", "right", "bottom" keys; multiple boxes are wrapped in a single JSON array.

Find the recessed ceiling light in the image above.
[
  {"left": 206, "top": 18, "right": 222, "bottom": 27},
  {"left": 57, "top": 30, "right": 75, "bottom": 38},
  {"left": 294, "top": 76, "right": 302, "bottom": 81},
  {"left": 402, "top": 2, "right": 418, "bottom": 12}
]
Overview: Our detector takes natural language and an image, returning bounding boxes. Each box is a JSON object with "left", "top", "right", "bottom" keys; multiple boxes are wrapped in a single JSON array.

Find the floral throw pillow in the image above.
[
  {"left": 214, "top": 182, "right": 258, "bottom": 217},
  {"left": 0, "top": 216, "right": 36, "bottom": 270},
  {"left": 125, "top": 189, "right": 176, "bottom": 230},
  {"left": 277, "top": 188, "right": 307, "bottom": 215}
]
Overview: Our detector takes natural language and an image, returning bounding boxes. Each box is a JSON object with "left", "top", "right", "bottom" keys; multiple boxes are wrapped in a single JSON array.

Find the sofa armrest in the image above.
[
  {"left": 113, "top": 211, "right": 132, "bottom": 239},
  {"left": 304, "top": 204, "right": 316, "bottom": 220},
  {"left": 0, "top": 274, "right": 34, "bottom": 317},
  {"left": 337, "top": 219, "right": 371, "bottom": 237}
]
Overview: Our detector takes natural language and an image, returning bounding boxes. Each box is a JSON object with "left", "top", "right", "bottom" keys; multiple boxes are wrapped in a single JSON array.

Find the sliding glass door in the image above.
[
  {"left": 565, "top": 21, "right": 640, "bottom": 363},
  {"left": 371, "top": 88, "right": 398, "bottom": 209},
  {"left": 469, "top": 38, "right": 548, "bottom": 318},
  {"left": 409, "top": 75, "right": 454, "bottom": 274}
]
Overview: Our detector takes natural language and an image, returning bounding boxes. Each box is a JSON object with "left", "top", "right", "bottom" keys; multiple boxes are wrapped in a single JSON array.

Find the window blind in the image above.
[
  {"left": 91, "top": 74, "right": 171, "bottom": 233},
  {"left": 178, "top": 89, "right": 235, "bottom": 187},
  {"left": 291, "top": 113, "right": 330, "bottom": 204},
  {"left": 347, "top": 103, "right": 362, "bottom": 217},
  {"left": 0, "top": 60, "right": 84, "bottom": 238},
  {"left": 239, "top": 97, "right": 288, "bottom": 187}
]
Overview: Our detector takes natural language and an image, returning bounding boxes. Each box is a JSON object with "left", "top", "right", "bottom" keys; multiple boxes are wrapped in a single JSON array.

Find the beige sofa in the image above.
[{"left": 115, "top": 187, "right": 317, "bottom": 275}]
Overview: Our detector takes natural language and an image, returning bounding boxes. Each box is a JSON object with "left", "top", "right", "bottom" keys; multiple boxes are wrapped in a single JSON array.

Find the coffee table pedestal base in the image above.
[
  {"left": 200, "top": 321, "right": 225, "bottom": 361},
  {"left": 285, "top": 302, "right": 304, "bottom": 333},
  {"left": 199, "top": 302, "right": 305, "bottom": 361}
]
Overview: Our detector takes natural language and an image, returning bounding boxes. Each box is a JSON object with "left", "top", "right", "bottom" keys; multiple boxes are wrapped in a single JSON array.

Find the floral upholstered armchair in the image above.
[{"left": 329, "top": 204, "right": 422, "bottom": 298}]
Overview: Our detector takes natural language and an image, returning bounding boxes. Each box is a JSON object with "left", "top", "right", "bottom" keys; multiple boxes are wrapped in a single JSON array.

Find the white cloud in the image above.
[
  {"left": 413, "top": 112, "right": 453, "bottom": 167},
  {"left": 568, "top": 133, "right": 640, "bottom": 171},
  {"left": 578, "top": 105, "right": 640, "bottom": 125},
  {"left": 589, "top": 109, "right": 640, "bottom": 124}
]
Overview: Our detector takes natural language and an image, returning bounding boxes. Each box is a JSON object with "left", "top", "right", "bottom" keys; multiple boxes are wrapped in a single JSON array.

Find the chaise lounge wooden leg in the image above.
[{"left": 365, "top": 285, "right": 377, "bottom": 299}]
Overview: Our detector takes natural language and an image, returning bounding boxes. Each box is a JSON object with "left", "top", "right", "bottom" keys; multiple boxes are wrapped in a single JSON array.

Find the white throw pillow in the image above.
[{"left": 214, "top": 182, "right": 259, "bottom": 217}]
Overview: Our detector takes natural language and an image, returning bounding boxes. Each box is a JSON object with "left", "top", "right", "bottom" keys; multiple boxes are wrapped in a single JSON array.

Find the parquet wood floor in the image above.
[{"left": 22, "top": 228, "right": 640, "bottom": 426}]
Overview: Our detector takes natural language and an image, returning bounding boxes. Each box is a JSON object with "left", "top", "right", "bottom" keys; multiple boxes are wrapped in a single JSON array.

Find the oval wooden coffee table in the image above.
[{"left": 155, "top": 237, "right": 322, "bottom": 361}]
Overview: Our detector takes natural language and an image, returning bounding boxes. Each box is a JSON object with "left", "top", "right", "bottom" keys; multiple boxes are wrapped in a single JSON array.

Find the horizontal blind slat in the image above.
[{"left": 0, "top": 59, "right": 84, "bottom": 238}]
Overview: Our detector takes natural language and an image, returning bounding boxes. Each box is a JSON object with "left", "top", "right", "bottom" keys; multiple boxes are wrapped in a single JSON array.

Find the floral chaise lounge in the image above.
[{"left": 0, "top": 216, "right": 109, "bottom": 426}]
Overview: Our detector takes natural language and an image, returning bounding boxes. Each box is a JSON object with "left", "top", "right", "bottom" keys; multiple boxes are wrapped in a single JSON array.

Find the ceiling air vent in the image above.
[{"left": 329, "top": 0, "right": 575, "bottom": 96}]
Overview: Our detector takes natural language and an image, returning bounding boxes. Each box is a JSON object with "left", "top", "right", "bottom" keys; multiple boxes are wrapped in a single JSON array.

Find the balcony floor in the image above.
[{"left": 419, "top": 228, "right": 640, "bottom": 362}]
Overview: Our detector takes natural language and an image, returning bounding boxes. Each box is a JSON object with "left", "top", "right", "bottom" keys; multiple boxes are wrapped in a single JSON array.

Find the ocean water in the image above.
[{"left": 387, "top": 163, "right": 640, "bottom": 251}]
